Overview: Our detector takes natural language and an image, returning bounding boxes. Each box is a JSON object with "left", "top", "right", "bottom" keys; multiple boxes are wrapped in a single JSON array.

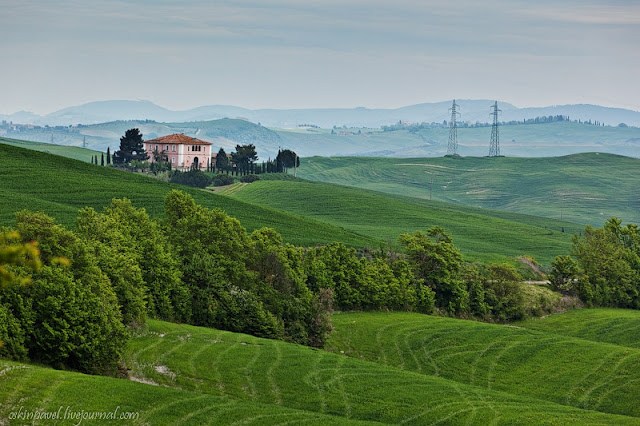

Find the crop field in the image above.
[
  {"left": 0, "top": 136, "right": 100, "bottom": 162},
  {"left": 0, "top": 142, "right": 376, "bottom": 248},
  {"left": 122, "top": 320, "right": 639, "bottom": 425},
  {"left": 518, "top": 308, "right": 640, "bottom": 349},
  {"left": 326, "top": 311, "right": 640, "bottom": 419},
  {"left": 0, "top": 360, "right": 364, "bottom": 425},
  {"left": 225, "top": 179, "right": 577, "bottom": 264},
  {"left": 297, "top": 153, "right": 640, "bottom": 226}
]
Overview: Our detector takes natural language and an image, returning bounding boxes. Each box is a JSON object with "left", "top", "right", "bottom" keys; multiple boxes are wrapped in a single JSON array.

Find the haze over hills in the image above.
[
  {"left": 4, "top": 118, "right": 640, "bottom": 160},
  {"left": 2, "top": 99, "right": 640, "bottom": 128}
]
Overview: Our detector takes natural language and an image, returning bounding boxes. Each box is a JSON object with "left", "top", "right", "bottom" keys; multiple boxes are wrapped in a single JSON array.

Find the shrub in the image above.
[
  {"left": 169, "top": 169, "right": 212, "bottom": 188},
  {"left": 213, "top": 174, "right": 235, "bottom": 186},
  {"left": 240, "top": 174, "right": 260, "bottom": 183}
]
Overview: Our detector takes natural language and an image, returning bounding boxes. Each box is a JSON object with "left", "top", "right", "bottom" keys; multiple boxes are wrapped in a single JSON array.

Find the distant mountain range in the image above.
[{"left": 2, "top": 99, "right": 639, "bottom": 128}]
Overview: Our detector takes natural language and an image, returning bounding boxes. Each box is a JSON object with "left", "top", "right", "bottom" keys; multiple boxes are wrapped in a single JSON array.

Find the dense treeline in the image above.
[
  {"left": 551, "top": 218, "right": 640, "bottom": 308},
  {"left": 5, "top": 191, "right": 630, "bottom": 378}
]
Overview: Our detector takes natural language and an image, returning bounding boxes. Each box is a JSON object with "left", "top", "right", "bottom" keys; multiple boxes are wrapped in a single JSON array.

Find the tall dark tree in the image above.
[
  {"left": 101, "top": 153, "right": 105, "bottom": 166},
  {"left": 231, "top": 144, "right": 258, "bottom": 175},
  {"left": 113, "top": 128, "right": 148, "bottom": 165},
  {"left": 106, "top": 147, "right": 111, "bottom": 165},
  {"left": 215, "top": 148, "right": 230, "bottom": 172},
  {"left": 276, "top": 149, "right": 299, "bottom": 170}
]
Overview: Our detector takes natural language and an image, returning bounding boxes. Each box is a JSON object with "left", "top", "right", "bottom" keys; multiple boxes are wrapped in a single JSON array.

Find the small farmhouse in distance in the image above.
[{"left": 144, "top": 134, "right": 212, "bottom": 171}]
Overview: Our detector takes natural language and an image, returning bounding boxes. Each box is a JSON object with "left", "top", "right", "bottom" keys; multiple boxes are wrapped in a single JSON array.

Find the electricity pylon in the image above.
[
  {"left": 446, "top": 99, "right": 460, "bottom": 156},
  {"left": 489, "top": 101, "right": 501, "bottom": 157}
]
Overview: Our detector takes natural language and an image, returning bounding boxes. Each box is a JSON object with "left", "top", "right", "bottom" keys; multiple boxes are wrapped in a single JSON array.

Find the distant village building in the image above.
[{"left": 144, "top": 134, "right": 212, "bottom": 171}]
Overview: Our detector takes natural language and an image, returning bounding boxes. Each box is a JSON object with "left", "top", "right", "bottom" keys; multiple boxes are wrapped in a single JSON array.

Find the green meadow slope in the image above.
[
  {"left": 0, "top": 142, "right": 376, "bottom": 248},
  {"left": 0, "top": 136, "right": 99, "bottom": 162},
  {"left": 1, "top": 140, "right": 578, "bottom": 263},
  {"left": 0, "top": 360, "right": 369, "bottom": 425},
  {"left": 518, "top": 308, "right": 640, "bottom": 349},
  {"left": 123, "top": 320, "right": 639, "bottom": 425},
  {"left": 225, "top": 179, "right": 576, "bottom": 264},
  {"left": 326, "top": 311, "right": 640, "bottom": 419},
  {"left": 297, "top": 153, "right": 640, "bottom": 226}
]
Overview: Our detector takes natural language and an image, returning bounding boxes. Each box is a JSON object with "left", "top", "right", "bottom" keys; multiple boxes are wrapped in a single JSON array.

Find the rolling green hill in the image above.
[
  {"left": 225, "top": 179, "right": 577, "bottom": 264},
  {"left": 0, "top": 137, "right": 100, "bottom": 162},
  {"left": 326, "top": 312, "right": 640, "bottom": 419},
  {"left": 0, "top": 142, "right": 376, "bottom": 248},
  {"left": 123, "top": 320, "right": 639, "bottom": 425},
  {"left": 1, "top": 140, "right": 579, "bottom": 264},
  {"left": 5, "top": 319, "right": 639, "bottom": 424},
  {"left": 0, "top": 359, "right": 368, "bottom": 425},
  {"left": 518, "top": 308, "right": 640, "bottom": 349},
  {"left": 297, "top": 153, "right": 640, "bottom": 226}
]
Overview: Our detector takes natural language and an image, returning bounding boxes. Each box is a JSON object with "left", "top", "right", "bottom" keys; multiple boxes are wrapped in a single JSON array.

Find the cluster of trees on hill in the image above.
[
  {"left": 95, "top": 129, "right": 300, "bottom": 185},
  {"left": 551, "top": 218, "right": 640, "bottom": 308},
  {"left": 0, "top": 191, "right": 562, "bottom": 377}
]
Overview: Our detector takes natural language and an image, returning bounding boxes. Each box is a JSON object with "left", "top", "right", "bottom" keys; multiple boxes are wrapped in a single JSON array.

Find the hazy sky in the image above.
[{"left": 2, "top": 0, "right": 639, "bottom": 114}]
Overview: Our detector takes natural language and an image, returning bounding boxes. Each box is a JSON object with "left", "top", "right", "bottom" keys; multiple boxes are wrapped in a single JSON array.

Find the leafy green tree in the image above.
[
  {"left": 482, "top": 263, "right": 526, "bottom": 322},
  {"left": 306, "top": 243, "right": 365, "bottom": 310},
  {"left": 400, "top": 227, "right": 468, "bottom": 315},
  {"left": 113, "top": 128, "right": 148, "bottom": 164},
  {"left": 0, "top": 230, "right": 42, "bottom": 359},
  {"left": 571, "top": 218, "right": 640, "bottom": 308},
  {"left": 77, "top": 199, "right": 191, "bottom": 323},
  {"left": 164, "top": 190, "right": 281, "bottom": 337},
  {"left": 249, "top": 228, "right": 314, "bottom": 344},
  {"left": 0, "top": 230, "right": 41, "bottom": 288},
  {"left": 7, "top": 212, "right": 127, "bottom": 374},
  {"left": 549, "top": 255, "right": 580, "bottom": 295}
]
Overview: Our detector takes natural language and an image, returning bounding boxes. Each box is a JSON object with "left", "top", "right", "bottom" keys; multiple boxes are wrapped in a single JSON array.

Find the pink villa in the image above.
[{"left": 144, "top": 134, "right": 212, "bottom": 171}]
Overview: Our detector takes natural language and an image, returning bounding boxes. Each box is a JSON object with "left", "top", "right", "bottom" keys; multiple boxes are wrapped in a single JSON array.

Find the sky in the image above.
[{"left": 1, "top": 0, "right": 639, "bottom": 114}]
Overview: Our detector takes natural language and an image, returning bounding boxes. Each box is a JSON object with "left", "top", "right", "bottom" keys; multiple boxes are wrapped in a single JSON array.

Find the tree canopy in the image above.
[{"left": 113, "top": 128, "right": 148, "bottom": 164}]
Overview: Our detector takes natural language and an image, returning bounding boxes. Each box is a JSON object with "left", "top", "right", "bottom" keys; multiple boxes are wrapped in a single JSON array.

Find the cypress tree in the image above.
[
  {"left": 101, "top": 153, "right": 105, "bottom": 166},
  {"left": 106, "top": 147, "right": 111, "bottom": 165}
]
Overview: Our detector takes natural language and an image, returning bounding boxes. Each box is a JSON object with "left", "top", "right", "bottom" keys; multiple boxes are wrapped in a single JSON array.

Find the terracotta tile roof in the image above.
[{"left": 145, "top": 133, "right": 212, "bottom": 145}]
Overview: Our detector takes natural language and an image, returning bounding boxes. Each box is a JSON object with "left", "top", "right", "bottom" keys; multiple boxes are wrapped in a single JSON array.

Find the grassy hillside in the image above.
[
  {"left": 225, "top": 179, "right": 577, "bottom": 264},
  {"left": 123, "top": 320, "right": 639, "bottom": 425},
  {"left": 297, "top": 153, "right": 640, "bottom": 226},
  {"left": 326, "top": 311, "right": 640, "bottom": 419},
  {"left": 0, "top": 142, "right": 376, "bottom": 248},
  {"left": 518, "top": 308, "right": 640, "bottom": 349},
  {"left": 0, "top": 137, "right": 99, "bottom": 162},
  {"left": 0, "top": 360, "right": 366, "bottom": 425}
]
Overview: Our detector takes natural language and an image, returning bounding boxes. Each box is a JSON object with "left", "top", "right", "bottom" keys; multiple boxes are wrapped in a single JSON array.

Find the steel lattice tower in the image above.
[
  {"left": 489, "top": 101, "right": 501, "bottom": 157},
  {"left": 447, "top": 99, "right": 460, "bottom": 156}
]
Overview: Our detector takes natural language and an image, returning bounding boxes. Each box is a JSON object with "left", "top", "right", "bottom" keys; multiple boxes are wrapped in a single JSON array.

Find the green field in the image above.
[
  {"left": 225, "top": 179, "right": 577, "bottom": 264},
  {"left": 4, "top": 304, "right": 640, "bottom": 423},
  {"left": 122, "top": 319, "right": 638, "bottom": 425},
  {"left": 0, "top": 137, "right": 100, "bottom": 162},
  {"left": 297, "top": 153, "right": 640, "bottom": 226},
  {"left": 0, "top": 142, "right": 376, "bottom": 248},
  {"left": 1, "top": 140, "right": 579, "bottom": 264},
  {"left": 518, "top": 308, "right": 640, "bottom": 349},
  {"left": 0, "top": 359, "right": 367, "bottom": 425},
  {"left": 326, "top": 311, "right": 640, "bottom": 419}
]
